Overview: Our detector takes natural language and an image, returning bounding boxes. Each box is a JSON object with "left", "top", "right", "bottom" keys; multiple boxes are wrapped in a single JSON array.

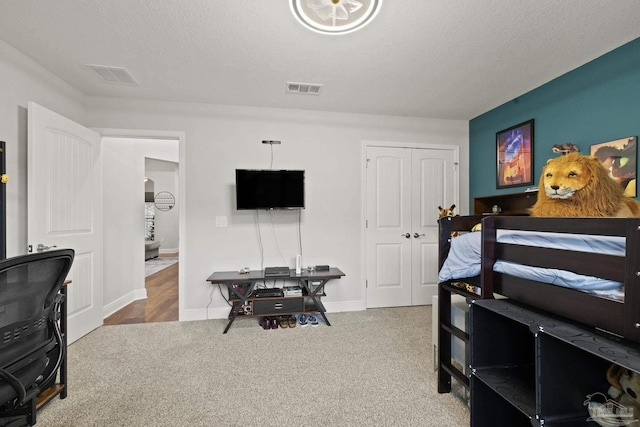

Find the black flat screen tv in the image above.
[{"left": 235, "top": 169, "right": 305, "bottom": 210}]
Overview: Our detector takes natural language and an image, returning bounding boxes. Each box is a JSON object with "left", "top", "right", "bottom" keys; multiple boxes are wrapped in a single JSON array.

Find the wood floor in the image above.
[{"left": 103, "top": 254, "right": 178, "bottom": 325}]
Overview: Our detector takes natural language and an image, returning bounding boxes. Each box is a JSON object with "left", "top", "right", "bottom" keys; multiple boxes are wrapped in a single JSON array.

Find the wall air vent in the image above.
[
  {"left": 286, "top": 82, "right": 323, "bottom": 95},
  {"left": 86, "top": 64, "right": 138, "bottom": 85}
]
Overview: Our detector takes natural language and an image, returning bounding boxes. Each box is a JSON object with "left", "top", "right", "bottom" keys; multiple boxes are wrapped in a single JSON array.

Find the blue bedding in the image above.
[{"left": 438, "top": 230, "right": 625, "bottom": 300}]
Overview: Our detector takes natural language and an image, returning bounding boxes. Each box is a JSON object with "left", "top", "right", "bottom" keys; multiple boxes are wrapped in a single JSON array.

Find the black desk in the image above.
[{"left": 207, "top": 268, "right": 344, "bottom": 333}]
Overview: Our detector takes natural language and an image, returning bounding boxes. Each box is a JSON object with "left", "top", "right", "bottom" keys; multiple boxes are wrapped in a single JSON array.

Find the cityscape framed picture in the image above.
[{"left": 496, "top": 119, "right": 534, "bottom": 189}]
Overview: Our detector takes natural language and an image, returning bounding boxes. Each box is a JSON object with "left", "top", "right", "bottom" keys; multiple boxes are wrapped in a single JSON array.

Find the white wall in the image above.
[
  {"left": 102, "top": 137, "right": 178, "bottom": 317},
  {"left": 87, "top": 98, "right": 469, "bottom": 320},
  {"left": 145, "top": 158, "right": 179, "bottom": 252},
  {"left": 0, "top": 39, "right": 86, "bottom": 256},
  {"left": 0, "top": 38, "right": 470, "bottom": 321}
]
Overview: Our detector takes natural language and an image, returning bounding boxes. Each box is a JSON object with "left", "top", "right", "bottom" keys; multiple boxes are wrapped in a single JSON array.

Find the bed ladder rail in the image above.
[
  {"left": 437, "top": 282, "right": 472, "bottom": 393},
  {"left": 437, "top": 214, "right": 486, "bottom": 394}
]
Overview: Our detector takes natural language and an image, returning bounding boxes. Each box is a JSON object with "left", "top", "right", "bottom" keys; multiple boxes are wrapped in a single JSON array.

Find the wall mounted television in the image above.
[{"left": 235, "top": 169, "right": 305, "bottom": 210}]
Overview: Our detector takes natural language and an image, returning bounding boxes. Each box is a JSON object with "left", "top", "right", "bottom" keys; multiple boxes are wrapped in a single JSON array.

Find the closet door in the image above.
[
  {"left": 366, "top": 146, "right": 413, "bottom": 307},
  {"left": 411, "top": 149, "right": 455, "bottom": 305},
  {"left": 366, "top": 145, "right": 456, "bottom": 308}
]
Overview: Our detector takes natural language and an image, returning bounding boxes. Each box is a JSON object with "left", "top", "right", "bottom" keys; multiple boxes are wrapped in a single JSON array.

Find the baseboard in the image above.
[
  {"left": 323, "top": 300, "right": 366, "bottom": 313},
  {"left": 159, "top": 248, "right": 178, "bottom": 254},
  {"left": 102, "top": 288, "right": 147, "bottom": 319}
]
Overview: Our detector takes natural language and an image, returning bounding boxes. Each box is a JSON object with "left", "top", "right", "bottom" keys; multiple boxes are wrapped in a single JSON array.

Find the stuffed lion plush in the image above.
[{"left": 531, "top": 152, "right": 640, "bottom": 217}]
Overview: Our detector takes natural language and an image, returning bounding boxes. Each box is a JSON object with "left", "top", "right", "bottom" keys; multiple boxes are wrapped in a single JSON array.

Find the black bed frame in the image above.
[
  {"left": 482, "top": 215, "right": 640, "bottom": 343},
  {"left": 437, "top": 215, "right": 483, "bottom": 393},
  {"left": 437, "top": 214, "right": 640, "bottom": 393},
  {"left": 0, "top": 141, "right": 5, "bottom": 260}
]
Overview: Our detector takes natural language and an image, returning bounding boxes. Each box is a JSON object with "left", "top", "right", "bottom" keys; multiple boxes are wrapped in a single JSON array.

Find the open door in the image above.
[{"left": 28, "top": 102, "right": 103, "bottom": 344}]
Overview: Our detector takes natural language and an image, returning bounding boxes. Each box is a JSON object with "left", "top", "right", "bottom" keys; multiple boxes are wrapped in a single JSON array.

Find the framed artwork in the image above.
[
  {"left": 590, "top": 136, "right": 637, "bottom": 197},
  {"left": 496, "top": 119, "right": 534, "bottom": 189}
]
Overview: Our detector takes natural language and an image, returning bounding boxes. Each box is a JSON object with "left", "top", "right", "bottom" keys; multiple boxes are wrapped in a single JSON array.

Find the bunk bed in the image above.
[
  {"left": 0, "top": 141, "right": 5, "bottom": 260},
  {"left": 437, "top": 214, "right": 640, "bottom": 393}
]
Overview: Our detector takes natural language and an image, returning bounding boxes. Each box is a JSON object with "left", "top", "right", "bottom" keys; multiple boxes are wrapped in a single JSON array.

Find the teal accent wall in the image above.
[{"left": 469, "top": 37, "right": 640, "bottom": 204}]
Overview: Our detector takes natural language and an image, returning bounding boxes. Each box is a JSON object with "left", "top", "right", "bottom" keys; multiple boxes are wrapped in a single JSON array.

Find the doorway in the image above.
[
  {"left": 27, "top": 102, "right": 185, "bottom": 339},
  {"left": 103, "top": 262, "right": 178, "bottom": 324},
  {"left": 364, "top": 142, "right": 458, "bottom": 308},
  {"left": 105, "top": 157, "right": 180, "bottom": 325},
  {"left": 99, "top": 133, "right": 183, "bottom": 326}
]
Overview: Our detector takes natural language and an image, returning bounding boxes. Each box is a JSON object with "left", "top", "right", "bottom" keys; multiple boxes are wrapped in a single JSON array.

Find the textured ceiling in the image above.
[{"left": 1, "top": 0, "right": 639, "bottom": 120}]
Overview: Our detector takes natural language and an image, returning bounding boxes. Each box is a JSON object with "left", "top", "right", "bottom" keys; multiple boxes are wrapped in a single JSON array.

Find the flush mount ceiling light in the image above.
[{"left": 290, "top": 0, "right": 383, "bottom": 35}]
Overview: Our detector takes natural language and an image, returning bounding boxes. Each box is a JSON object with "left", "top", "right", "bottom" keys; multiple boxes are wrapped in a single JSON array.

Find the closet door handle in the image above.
[
  {"left": 401, "top": 233, "right": 410, "bottom": 239},
  {"left": 414, "top": 233, "right": 425, "bottom": 238}
]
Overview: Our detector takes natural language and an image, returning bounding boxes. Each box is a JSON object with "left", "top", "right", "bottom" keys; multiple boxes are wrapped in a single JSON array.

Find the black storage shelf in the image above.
[
  {"left": 303, "top": 300, "right": 323, "bottom": 312},
  {"left": 541, "top": 321, "right": 640, "bottom": 374},
  {"left": 540, "top": 418, "right": 600, "bottom": 426},
  {"left": 470, "top": 299, "right": 640, "bottom": 426},
  {"left": 470, "top": 299, "right": 534, "bottom": 368},
  {"left": 473, "top": 191, "right": 537, "bottom": 216},
  {"left": 470, "top": 376, "right": 532, "bottom": 427},
  {"left": 209, "top": 268, "right": 344, "bottom": 333},
  {"left": 227, "top": 288, "right": 327, "bottom": 318},
  {"left": 472, "top": 365, "right": 536, "bottom": 417},
  {"left": 228, "top": 288, "right": 325, "bottom": 302}
]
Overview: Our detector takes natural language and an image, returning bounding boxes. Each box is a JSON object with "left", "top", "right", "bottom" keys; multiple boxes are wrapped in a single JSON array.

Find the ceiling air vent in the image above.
[
  {"left": 286, "top": 82, "right": 322, "bottom": 95},
  {"left": 86, "top": 65, "right": 137, "bottom": 85}
]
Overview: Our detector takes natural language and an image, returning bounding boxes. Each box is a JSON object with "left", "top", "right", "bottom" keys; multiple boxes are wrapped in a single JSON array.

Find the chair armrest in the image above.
[{"left": 0, "top": 367, "right": 26, "bottom": 404}]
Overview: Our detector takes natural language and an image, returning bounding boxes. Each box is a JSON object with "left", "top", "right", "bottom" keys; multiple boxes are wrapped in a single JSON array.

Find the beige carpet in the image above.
[{"left": 37, "top": 306, "right": 469, "bottom": 426}]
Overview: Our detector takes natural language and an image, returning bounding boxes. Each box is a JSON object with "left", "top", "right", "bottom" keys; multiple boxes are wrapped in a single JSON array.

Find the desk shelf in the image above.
[
  {"left": 228, "top": 289, "right": 326, "bottom": 302},
  {"left": 207, "top": 268, "right": 345, "bottom": 333}
]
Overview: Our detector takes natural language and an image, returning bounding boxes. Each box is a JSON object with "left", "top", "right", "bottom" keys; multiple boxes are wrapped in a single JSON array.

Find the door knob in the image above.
[
  {"left": 414, "top": 233, "right": 425, "bottom": 238},
  {"left": 401, "top": 233, "right": 410, "bottom": 239},
  {"left": 36, "top": 243, "right": 57, "bottom": 253}
]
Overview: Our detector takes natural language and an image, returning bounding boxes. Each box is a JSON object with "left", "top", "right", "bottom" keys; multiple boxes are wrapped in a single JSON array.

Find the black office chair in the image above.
[{"left": 0, "top": 249, "right": 74, "bottom": 426}]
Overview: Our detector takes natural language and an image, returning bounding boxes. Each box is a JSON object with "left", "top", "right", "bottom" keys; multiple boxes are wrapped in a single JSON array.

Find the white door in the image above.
[
  {"left": 365, "top": 147, "right": 413, "bottom": 307},
  {"left": 28, "top": 102, "right": 103, "bottom": 344},
  {"left": 366, "top": 145, "right": 456, "bottom": 308},
  {"left": 410, "top": 149, "right": 455, "bottom": 305}
]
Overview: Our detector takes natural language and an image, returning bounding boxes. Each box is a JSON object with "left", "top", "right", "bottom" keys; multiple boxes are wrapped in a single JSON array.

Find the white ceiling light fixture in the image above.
[{"left": 290, "top": 0, "right": 383, "bottom": 35}]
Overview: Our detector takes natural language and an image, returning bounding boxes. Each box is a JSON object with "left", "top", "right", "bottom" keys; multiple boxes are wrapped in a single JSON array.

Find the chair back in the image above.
[{"left": 0, "top": 249, "right": 74, "bottom": 404}]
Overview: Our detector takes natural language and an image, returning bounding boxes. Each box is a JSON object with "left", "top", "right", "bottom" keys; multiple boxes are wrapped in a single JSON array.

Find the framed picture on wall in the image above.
[
  {"left": 590, "top": 136, "right": 637, "bottom": 197},
  {"left": 496, "top": 119, "right": 534, "bottom": 189}
]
